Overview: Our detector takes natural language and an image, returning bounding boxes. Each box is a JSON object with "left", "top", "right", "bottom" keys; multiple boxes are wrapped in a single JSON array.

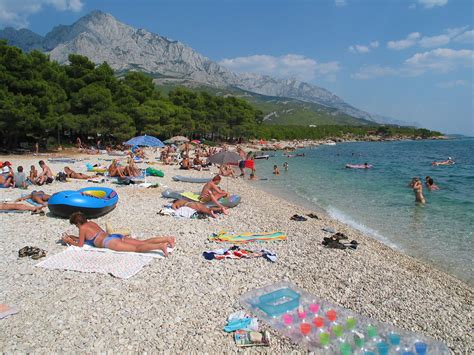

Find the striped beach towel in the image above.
[{"left": 209, "top": 231, "right": 287, "bottom": 244}]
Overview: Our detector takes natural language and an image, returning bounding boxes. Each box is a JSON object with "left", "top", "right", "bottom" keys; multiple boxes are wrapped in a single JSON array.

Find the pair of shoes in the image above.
[
  {"left": 18, "top": 246, "right": 47, "bottom": 259},
  {"left": 291, "top": 214, "right": 307, "bottom": 221},
  {"left": 322, "top": 237, "right": 359, "bottom": 250},
  {"left": 307, "top": 213, "right": 319, "bottom": 219}
]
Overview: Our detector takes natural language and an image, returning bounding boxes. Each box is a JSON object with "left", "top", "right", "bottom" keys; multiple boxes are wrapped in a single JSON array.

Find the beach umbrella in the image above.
[
  {"left": 164, "top": 136, "right": 189, "bottom": 144},
  {"left": 123, "top": 135, "right": 165, "bottom": 148},
  {"left": 207, "top": 151, "right": 241, "bottom": 165}
]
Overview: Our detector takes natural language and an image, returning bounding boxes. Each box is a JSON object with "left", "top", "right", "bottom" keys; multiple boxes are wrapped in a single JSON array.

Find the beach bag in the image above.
[{"left": 56, "top": 172, "right": 67, "bottom": 182}]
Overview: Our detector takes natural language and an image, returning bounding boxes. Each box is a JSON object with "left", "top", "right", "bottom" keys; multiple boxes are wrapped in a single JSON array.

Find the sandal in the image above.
[
  {"left": 307, "top": 213, "right": 319, "bottom": 219},
  {"left": 290, "top": 214, "right": 307, "bottom": 221}
]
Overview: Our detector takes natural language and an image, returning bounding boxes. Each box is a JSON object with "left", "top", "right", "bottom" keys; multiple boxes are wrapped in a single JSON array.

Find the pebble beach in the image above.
[{"left": 0, "top": 153, "right": 472, "bottom": 353}]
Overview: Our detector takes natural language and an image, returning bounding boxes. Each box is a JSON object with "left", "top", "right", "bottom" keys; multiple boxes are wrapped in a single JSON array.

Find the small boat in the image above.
[
  {"left": 323, "top": 141, "right": 336, "bottom": 146},
  {"left": 254, "top": 155, "right": 270, "bottom": 160},
  {"left": 346, "top": 164, "right": 372, "bottom": 169},
  {"left": 48, "top": 187, "right": 118, "bottom": 218}
]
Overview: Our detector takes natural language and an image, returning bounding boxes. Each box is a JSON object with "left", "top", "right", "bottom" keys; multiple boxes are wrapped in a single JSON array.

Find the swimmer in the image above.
[
  {"left": 273, "top": 165, "right": 280, "bottom": 175},
  {"left": 413, "top": 178, "right": 426, "bottom": 204},
  {"left": 283, "top": 162, "right": 288, "bottom": 171},
  {"left": 425, "top": 176, "right": 439, "bottom": 191}
]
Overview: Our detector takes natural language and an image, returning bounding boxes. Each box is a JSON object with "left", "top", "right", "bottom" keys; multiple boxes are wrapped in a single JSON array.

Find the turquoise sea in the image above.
[{"left": 253, "top": 138, "right": 474, "bottom": 285}]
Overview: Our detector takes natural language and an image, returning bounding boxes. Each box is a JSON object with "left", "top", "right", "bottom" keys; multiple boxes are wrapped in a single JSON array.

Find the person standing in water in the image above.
[
  {"left": 425, "top": 176, "right": 439, "bottom": 191},
  {"left": 413, "top": 178, "right": 426, "bottom": 204},
  {"left": 283, "top": 162, "right": 288, "bottom": 172}
]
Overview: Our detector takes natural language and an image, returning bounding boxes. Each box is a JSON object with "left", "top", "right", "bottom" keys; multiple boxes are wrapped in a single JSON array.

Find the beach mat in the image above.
[
  {"left": 209, "top": 231, "right": 287, "bottom": 244},
  {"left": 172, "top": 175, "right": 211, "bottom": 183},
  {"left": 35, "top": 246, "right": 153, "bottom": 279}
]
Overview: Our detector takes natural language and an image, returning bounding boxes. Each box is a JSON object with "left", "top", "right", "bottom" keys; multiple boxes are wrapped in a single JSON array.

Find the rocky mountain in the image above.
[{"left": 0, "top": 10, "right": 376, "bottom": 123}]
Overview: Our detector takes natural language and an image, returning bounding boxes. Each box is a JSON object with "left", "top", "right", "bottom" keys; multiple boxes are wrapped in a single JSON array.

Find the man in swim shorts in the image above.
[{"left": 36, "top": 160, "right": 53, "bottom": 185}]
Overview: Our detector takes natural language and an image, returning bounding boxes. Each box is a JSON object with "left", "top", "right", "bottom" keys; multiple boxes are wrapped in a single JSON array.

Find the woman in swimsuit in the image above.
[
  {"left": 15, "top": 191, "right": 51, "bottom": 206},
  {"left": 64, "top": 167, "right": 96, "bottom": 180},
  {"left": 413, "top": 178, "right": 426, "bottom": 204},
  {"left": 172, "top": 198, "right": 224, "bottom": 218},
  {"left": 62, "top": 212, "right": 175, "bottom": 256}
]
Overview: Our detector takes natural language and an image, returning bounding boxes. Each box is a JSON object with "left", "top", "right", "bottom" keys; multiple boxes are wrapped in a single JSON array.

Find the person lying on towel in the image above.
[
  {"left": 172, "top": 199, "right": 226, "bottom": 218},
  {"left": 62, "top": 212, "right": 175, "bottom": 256}
]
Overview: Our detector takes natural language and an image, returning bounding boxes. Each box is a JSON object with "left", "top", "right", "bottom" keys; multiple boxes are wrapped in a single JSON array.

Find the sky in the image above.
[{"left": 0, "top": 0, "right": 473, "bottom": 135}]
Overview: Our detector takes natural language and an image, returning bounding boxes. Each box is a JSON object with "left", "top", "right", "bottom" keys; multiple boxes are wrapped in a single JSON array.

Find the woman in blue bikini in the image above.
[{"left": 62, "top": 212, "right": 175, "bottom": 256}]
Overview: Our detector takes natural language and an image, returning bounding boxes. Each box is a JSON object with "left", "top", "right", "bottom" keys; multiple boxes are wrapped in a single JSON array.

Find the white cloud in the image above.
[
  {"left": 348, "top": 41, "right": 379, "bottom": 54},
  {"left": 353, "top": 48, "right": 473, "bottom": 79},
  {"left": 436, "top": 80, "right": 468, "bottom": 88},
  {"left": 387, "top": 32, "right": 421, "bottom": 50},
  {"left": 417, "top": 0, "right": 448, "bottom": 8},
  {"left": 335, "top": 0, "right": 347, "bottom": 7},
  {"left": 419, "top": 34, "right": 450, "bottom": 48},
  {"left": 387, "top": 27, "right": 471, "bottom": 50},
  {"left": 219, "top": 54, "right": 340, "bottom": 81},
  {"left": 405, "top": 48, "right": 474, "bottom": 72},
  {"left": 348, "top": 45, "right": 369, "bottom": 54},
  {"left": 351, "top": 65, "right": 398, "bottom": 80},
  {"left": 454, "top": 29, "right": 474, "bottom": 43},
  {"left": 0, "top": 0, "right": 83, "bottom": 28}
]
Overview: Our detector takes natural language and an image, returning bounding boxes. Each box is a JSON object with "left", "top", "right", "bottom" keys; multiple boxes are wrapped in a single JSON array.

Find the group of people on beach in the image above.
[{"left": 0, "top": 160, "right": 54, "bottom": 188}]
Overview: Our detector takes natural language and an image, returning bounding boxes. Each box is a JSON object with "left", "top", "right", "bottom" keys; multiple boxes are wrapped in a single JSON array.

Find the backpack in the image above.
[{"left": 56, "top": 172, "right": 67, "bottom": 182}]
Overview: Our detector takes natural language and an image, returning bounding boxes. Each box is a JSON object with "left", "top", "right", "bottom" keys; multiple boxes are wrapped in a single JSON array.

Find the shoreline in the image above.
[{"left": 0, "top": 154, "right": 472, "bottom": 352}]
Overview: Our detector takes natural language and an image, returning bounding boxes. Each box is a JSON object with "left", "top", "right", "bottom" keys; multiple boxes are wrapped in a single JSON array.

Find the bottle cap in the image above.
[
  {"left": 340, "top": 343, "right": 352, "bottom": 355},
  {"left": 326, "top": 309, "right": 337, "bottom": 322},
  {"left": 282, "top": 314, "right": 293, "bottom": 326},
  {"left": 319, "top": 332, "right": 330, "bottom": 346},
  {"left": 389, "top": 333, "right": 401, "bottom": 346},
  {"left": 367, "top": 325, "right": 377, "bottom": 338},
  {"left": 313, "top": 316, "right": 324, "bottom": 328},
  {"left": 300, "top": 322, "right": 311, "bottom": 335},
  {"left": 414, "top": 342, "right": 428, "bottom": 355},
  {"left": 378, "top": 341, "right": 389, "bottom": 355},
  {"left": 346, "top": 317, "right": 356, "bottom": 330}
]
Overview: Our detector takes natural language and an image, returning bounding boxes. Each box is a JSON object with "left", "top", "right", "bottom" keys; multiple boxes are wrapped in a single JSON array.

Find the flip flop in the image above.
[
  {"left": 306, "top": 213, "right": 319, "bottom": 219},
  {"left": 291, "top": 214, "right": 307, "bottom": 221}
]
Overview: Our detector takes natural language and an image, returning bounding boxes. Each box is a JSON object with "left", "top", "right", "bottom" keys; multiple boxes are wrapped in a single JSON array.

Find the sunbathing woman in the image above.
[
  {"left": 64, "top": 167, "right": 96, "bottom": 180},
  {"left": 16, "top": 190, "right": 51, "bottom": 206},
  {"left": 62, "top": 212, "right": 175, "bottom": 256},
  {"left": 0, "top": 202, "right": 44, "bottom": 213},
  {"left": 108, "top": 160, "right": 126, "bottom": 177},
  {"left": 172, "top": 198, "right": 225, "bottom": 218},
  {"left": 219, "top": 164, "right": 236, "bottom": 178}
]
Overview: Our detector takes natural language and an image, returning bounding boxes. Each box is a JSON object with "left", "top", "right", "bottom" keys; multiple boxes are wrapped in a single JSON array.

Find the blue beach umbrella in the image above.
[{"left": 123, "top": 135, "right": 165, "bottom": 148}]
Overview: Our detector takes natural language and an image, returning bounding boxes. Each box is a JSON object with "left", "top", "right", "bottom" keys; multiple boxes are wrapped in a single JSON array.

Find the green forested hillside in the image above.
[
  {"left": 0, "top": 42, "right": 441, "bottom": 148},
  {"left": 154, "top": 82, "right": 373, "bottom": 126}
]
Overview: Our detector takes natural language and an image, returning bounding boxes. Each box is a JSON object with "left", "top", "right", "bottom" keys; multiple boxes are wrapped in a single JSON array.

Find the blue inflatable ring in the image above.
[{"left": 48, "top": 187, "right": 119, "bottom": 219}]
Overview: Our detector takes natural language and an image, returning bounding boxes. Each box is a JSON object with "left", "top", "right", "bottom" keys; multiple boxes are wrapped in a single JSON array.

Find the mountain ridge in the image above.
[{"left": 0, "top": 10, "right": 405, "bottom": 126}]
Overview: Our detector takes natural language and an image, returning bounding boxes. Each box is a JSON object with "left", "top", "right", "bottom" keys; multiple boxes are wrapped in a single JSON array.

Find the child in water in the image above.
[{"left": 273, "top": 165, "right": 280, "bottom": 175}]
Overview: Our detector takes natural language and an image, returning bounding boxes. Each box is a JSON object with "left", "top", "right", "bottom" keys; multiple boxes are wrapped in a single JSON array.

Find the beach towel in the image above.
[
  {"left": 180, "top": 191, "right": 200, "bottom": 201},
  {"left": 0, "top": 304, "right": 18, "bottom": 319},
  {"left": 157, "top": 206, "right": 197, "bottom": 218},
  {"left": 79, "top": 244, "right": 172, "bottom": 258},
  {"left": 21, "top": 194, "right": 42, "bottom": 206},
  {"left": 209, "top": 231, "right": 287, "bottom": 244},
  {"left": 35, "top": 246, "right": 154, "bottom": 279},
  {"left": 203, "top": 245, "right": 277, "bottom": 262}
]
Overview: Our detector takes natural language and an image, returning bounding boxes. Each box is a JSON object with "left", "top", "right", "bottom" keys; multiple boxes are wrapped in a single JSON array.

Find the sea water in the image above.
[{"left": 253, "top": 138, "right": 474, "bottom": 285}]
